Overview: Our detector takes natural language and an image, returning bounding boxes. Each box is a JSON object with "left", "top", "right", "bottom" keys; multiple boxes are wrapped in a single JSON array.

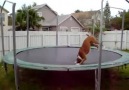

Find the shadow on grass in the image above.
[
  {"left": 19, "top": 68, "right": 111, "bottom": 90},
  {"left": 1, "top": 62, "right": 129, "bottom": 90}
]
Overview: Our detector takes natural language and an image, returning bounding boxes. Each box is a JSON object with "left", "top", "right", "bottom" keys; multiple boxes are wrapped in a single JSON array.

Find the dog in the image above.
[{"left": 76, "top": 34, "right": 99, "bottom": 65}]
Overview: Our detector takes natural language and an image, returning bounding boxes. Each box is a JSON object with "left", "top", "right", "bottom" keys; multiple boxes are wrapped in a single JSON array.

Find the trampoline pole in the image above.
[
  {"left": 126, "top": 0, "right": 129, "bottom": 3},
  {"left": 97, "top": 0, "right": 104, "bottom": 90},
  {"left": 92, "top": 19, "right": 95, "bottom": 36},
  {"left": 120, "top": 10, "right": 125, "bottom": 50},
  {"left": 12, "top": 3, "right": 19, "bottom": 90},
  {"left": 1, "top": 0, "right": 8, "bottom": 73},
  {"left": 95, "top": 69, "right": 98, "bottom": 90},
  {"left": 56, "top": 14, "right": 58, "bottom": 46},
  {"left": 26, "top": 9, "right": 29, "bottom": 48}
]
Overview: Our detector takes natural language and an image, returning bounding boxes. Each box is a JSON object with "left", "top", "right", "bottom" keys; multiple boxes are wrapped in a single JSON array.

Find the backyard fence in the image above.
[
  {"left": 0, "top": 31, "right": 88, "bottom": 58},
  {"left": 0, "top": 30, "right": 129, "bottom": 58},
  {"left": 102, "top": 30, "right": 129, "bottom": 50}
]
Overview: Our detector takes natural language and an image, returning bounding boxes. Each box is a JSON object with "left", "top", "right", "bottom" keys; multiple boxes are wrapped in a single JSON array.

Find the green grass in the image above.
[
  {"left": 0, "top": 49, "right": 129, "bottom": 90},
  {"left": 109, "top": 65, "right": 129, "bottom": 90},
  {"left": 0, "top": 63, "right": 40, "bottom": 90},
  {"left": 123, "top": 50, "right": 129, "bottom": 52},
  {"left": 116, "top": 50, "right": 129, "bottom": 78},
  {"left": 0, "top": 63, "right": 15, "bottom": 90}
]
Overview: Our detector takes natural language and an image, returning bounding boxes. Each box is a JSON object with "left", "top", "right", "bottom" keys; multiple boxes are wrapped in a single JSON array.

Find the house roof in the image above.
[
  {"left": 32, "top": 4, "right": 57, "bottom": 15},
  {"left": 32, "top": 4, "right": 45, "bottom": 10},
  {"left": 40, "top": 15, "right": 69, "bottom": 26},
  {"left": 41, "top": 14, "right": 84, "bottom": 28},
  {"left": 32, "top": 4, "right": 84, "bottom": 28},
  {"left": 72, "top": 11, "right": 99, "bottom": 19},
  {"left": 0, "top": 6, "right": 9, "bottom": 13},
  {"left": 58, "top": 14, "right": 84, "bottom": 28},
  {"left": 58, "top": 15, "right": 71, "bottom": 25}
]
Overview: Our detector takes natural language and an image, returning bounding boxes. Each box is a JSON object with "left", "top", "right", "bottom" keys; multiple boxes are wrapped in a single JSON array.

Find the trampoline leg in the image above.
[
  {"left": 13, "top": 66, "right": 20, "bottom": 90},
  {"left": 3, "top": 62, "right": 8, "bottom": 73},
  {"left": 17, "top": 67, "right": 20, "bottom": 90},
  {"left": 95, "top": 69, "right": 98, "bottom": 90},
  {"left": 124, "top": 64, "right": 127, "bottom": 69},
  {"left": 117, "top": 66, "right": 120, "bottom": 71},
  {"left": 121, "top": 64, "right": 127, "bottom": 69}
]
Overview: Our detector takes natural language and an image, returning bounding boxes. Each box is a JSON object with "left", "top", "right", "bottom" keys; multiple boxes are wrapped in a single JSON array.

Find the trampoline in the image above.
[{"left": 3, "top": 46, "right": 129, "bottom": 71}]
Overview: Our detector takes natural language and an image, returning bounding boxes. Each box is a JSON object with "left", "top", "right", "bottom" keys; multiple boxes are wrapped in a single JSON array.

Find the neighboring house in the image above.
[
  {"left": 72, "top": 11, "right": 101, "bottom": 31},
  {"left": 0, "top": 6, "right": 9, "bottom": 31},
  {"left": 58, "top": 14, "right": 84, "bottom": 32},
  {"left": 32, "top": 4, "right": 84, "bottom": 32}
]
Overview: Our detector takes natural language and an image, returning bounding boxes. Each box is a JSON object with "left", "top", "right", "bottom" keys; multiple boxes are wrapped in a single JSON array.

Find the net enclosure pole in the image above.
[
  {"left": 3, "top": 1, "right": 19, "bottom": 89},
  {"left": 120, "top": 10, "right": 125, "bottom": 50},
  {"left": 97, "top": 0, "right": 104, "bottom": 90},
  {"left": 0, "top": 0, "right": 6, "bottom": 56},
  {"left": 11, "top": 2, "right": 19, "bottom": 90},
  {"left": 56, "top": 14, "right": 58, "bottom": 46},
  {"left": 0, "top": 0, "right": 7, "bottom": 73},
  {"left": 109, "top": 7, "right": 125, "bottom": 50},
  {"left": 26, "top": 9, "right": 29, "bottom": 48},
  {"left": 126, "top": 0, "right": 129, "bottom": 3}
]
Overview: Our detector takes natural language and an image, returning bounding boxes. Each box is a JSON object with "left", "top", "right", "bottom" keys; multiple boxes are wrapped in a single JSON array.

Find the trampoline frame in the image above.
[
  {"left": 3, "top": 46, "right": 129, "bottom": 71},
  {"left": 0, "top": 0, "right": 129, "bottom": 90}
]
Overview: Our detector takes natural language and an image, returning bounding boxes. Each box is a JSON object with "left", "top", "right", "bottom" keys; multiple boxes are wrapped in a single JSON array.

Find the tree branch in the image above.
[{"left": 126, "top": 0, "right": 129, "bottom": 3}]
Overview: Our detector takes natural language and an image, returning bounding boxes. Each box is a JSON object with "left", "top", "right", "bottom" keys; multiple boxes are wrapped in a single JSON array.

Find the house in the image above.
[
  {"left": 57, "top": 14, "right": 84, "bottom": 32},
  {"left": 72, "top": 11, "right": 101, "bottom": 31},
  {"left": 32, "top": 4, "right": 84, "bottom": 32},
  {"left": 0, "top": 6, "right": 9, "bottom": 31}
]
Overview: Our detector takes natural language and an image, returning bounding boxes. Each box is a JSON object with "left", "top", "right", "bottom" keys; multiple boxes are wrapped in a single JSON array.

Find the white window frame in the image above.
[
  {"left": 71, "top": 27, "right": 80, "bottom": 32},
  {"left": 60, "top": 26, "right": 68, "bottom": 32},
  {"left": 37, "top": 12, "right": 42, "bottom": 17}
]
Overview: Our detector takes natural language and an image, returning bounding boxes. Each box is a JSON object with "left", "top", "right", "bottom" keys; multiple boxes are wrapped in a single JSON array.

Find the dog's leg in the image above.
[{"left": 79, "top": 55, "right": 86, "bottom": 65}]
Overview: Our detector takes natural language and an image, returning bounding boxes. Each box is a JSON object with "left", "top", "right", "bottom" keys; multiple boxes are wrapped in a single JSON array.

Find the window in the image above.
[
  {"left": 0, "top": 13, "right": 5, "bottom": 21},
  {"left": 37, "top": 12, "right": 42, "bottom": 17},
  {"left": 71, "top": 27, "right": 80, "bottom": 32},
  {"left": 60, "top": 26, "right": 68, "bottom": 32},
  {"left": 42, "top": 27, "right": 49, "bottom": 31}
]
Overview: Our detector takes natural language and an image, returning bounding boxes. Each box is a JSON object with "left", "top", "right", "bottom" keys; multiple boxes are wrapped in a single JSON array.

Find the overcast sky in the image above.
[{"left": 0, "top": 0, "right": 129, "bottom": 16}]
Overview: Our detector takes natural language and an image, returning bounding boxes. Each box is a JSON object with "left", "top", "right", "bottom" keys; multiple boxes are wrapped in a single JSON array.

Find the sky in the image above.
[{"left": 0, "top": 0, "right": 129, "bottom": 16}]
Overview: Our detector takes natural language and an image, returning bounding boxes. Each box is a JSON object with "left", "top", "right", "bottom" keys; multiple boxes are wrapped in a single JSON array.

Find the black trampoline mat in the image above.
[{"left": 16, "top": 47, "right": 122, "bottom": 65}]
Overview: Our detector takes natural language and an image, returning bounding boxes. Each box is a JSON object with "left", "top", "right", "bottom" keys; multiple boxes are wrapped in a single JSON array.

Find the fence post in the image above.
[
  {"left": 9, "top": 32, "right": 12, "bottom": 51},
  {"left": 125, "top": 30, "right": 127, "bottom": 50},
  {"left": 29, "top": 35, "right": 31, "bottom": 47},
  {"left": 28, "top": 32, "right": 31, "bottom": 47},
  {"left": 79, "top": 34, "right": 82, "bottom": 47},
  {"left": 42, "top": 34, "right": 44, "bottom": 46},
  {"left": 115, "top": 30, "right": 117, "bottom": 49},
  {"left": 67, "top": 34, "right": 70, "bottom": 46}
]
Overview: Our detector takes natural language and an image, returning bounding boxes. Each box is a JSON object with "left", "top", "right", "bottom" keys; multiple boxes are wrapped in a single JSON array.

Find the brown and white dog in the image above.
[{"left": 76, "top": 34, "right": 99, "bottom": 65}]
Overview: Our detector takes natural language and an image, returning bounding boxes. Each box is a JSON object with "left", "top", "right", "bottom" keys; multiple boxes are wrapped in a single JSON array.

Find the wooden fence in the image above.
[{"left": 0, "top": 30, "right": 129, "bottom": 58}]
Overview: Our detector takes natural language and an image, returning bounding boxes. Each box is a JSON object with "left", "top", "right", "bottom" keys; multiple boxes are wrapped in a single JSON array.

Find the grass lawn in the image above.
[
  {"left": 0, "top": 63, "right": 40, "bottom": 90},
  {"left": 0, "top": 50, "right": 129, "bottom": 90},
  {"left": 0, "top": 63, "right": 15, "bottom": 90}
]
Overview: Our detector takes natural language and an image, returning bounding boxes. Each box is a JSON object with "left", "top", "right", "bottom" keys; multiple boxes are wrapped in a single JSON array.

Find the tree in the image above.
[
  {"left": 110, "top": 10, "right": 129, "bottom": 30},
  {"left": 8, "top": 15, "right": 12, "bottom": 25},
  {"left": 123, "top": 11, "right": 129, "bottom": 30},
  {"left": 110, "top": 16, "right": 122, "bottom": 30},
  {"left": 32, "top": 2, "right": 37, "bottom": 7},
  {"left": 104, "top": 1, "right": 111, "bottom": 29},
  {"left": 15, "top": 3, "right": 44, "bottom": 30},
  {"left": 75, "top": 10, "right": 81, "bottom": 13}
]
